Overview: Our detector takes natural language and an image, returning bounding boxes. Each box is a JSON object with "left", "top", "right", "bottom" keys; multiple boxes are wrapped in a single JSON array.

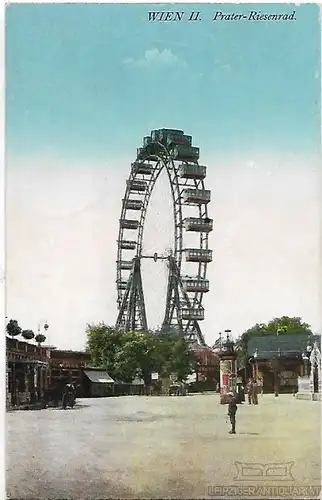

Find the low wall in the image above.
[{"left": 296, "top": 392, "right": 321, "bottom": 401}]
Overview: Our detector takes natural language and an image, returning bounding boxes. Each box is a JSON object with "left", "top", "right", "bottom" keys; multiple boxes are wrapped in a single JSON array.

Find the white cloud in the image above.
[{"left": 123, "top": 48, "right": 179, "bottom": 68}]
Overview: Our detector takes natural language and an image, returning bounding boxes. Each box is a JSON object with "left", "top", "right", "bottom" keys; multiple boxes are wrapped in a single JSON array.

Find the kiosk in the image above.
[{"left": 218, "top": 331, "right": 237, "bottom": 404}]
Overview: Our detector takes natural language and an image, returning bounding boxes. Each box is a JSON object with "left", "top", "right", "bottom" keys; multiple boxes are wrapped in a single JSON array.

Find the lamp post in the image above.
[
  {"left": 302, "top": 353, "right": 309, "bottom": 376},
  {"left": 5, "top": 317, "right": 12, "bottom": 406},
  {"left": 273, "top": 327, "right": 285, "bottom": 397},
  {"left": 218, "top": 332, "right": 223, "bottom": 350},
  {"left": 302, "top": 337, "right": 312, "bottom": 377},
  {"left": 306, "top": 342, "right": 312, "bottom": 376},
  {"left": 34, "top": 321, "right": 49, "bottom": 402},
  {"left": 272, "top": 348, "right": 281, "bottom": 397},
  {"left": 253, "top": 349, "right": 258, "bottom": 380},
  {"left": 36, "top": 321, "right": 49, "bottom": 346}
]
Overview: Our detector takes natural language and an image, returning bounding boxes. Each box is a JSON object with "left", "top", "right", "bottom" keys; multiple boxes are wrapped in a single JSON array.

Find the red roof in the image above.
[{"left": 190, "top": 344, "right": 219, "bottom": 358}]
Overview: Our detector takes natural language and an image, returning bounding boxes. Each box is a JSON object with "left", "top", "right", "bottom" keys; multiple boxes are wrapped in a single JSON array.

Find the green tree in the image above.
[
  {"left": 113, "top": 331, "right": 160, "bottom": 385},
  {"left": 21, "top": 329, "right": 35, "bottom": 341},
  {"left": 35, "top": 333, "right": 46, "bottom": 346},
  {"left": 236, "top": 316, "right": 313, "bottom": 368},
  {"left": 266, "top": 316, "right": 312, "bottom": 335},
  {"left": 86, "top": 323, "right": 124, "bottom": 379},
  {"left": 86, "top": 324, "right": 199, "bottom": 386},
  {"left": 6, "top": 319, "right": 22, "bottom": 339},
  {"left": 168, "top": 338, "right": 199, "bottom": 382}
]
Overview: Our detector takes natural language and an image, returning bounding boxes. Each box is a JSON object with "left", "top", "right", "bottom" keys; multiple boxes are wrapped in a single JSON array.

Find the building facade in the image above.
[
  {"left": 246, "top": 332, "right": 321, "bottom": 394},
  {"left": 6, "top": 337, "right": 49, "bottom": 408},
  {"left": 48, "top": 349, "right": 92, "bottom": 394},
  {"left": 191, "top": 344, "right": 220, "bottom": 383}
]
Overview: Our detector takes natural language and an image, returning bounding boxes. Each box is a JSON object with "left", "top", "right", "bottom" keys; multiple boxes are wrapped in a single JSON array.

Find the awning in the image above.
[{"left": 84, "top": 370, "right": 114, "bottom": 384}]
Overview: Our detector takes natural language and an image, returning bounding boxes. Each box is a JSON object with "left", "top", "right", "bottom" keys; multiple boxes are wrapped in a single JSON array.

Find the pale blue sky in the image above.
[
  {"left": 6, "top": 3, "right": 320, "bottom": 158},
  {"left": 5, "top": 4, "right": 321, "bottom": 349}
]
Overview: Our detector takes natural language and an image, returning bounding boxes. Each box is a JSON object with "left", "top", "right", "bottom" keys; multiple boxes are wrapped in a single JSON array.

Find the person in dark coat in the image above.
[
  {"left": 236, "top": 382, "right": 245, "bottom": 403},
  {"left": 252, "top": 379, "right": 259, "bottom": 405},
  {"left": 227, "top": 392, "right": 238, "bottom": 434}
]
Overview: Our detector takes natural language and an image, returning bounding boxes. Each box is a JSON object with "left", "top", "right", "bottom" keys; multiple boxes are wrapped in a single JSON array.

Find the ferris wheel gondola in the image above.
[{"left": 115, "top": 128, "right": 213, "bottom": 345}]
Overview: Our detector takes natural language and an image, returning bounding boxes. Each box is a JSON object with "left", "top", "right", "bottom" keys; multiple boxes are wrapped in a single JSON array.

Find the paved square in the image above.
[{"left": 6, "top": 394, "right": 321, "bottom": 499}]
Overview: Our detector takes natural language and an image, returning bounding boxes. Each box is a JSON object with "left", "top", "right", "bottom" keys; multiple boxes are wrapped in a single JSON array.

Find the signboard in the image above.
[{"left": 186, "top": 372, "right": 197, "bottom": 384}]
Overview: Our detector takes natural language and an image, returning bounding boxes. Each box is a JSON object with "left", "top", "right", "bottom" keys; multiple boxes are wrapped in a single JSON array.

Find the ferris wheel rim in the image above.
[
  {"left": 116, "top": 129, "right": 212, "bottom": 344},
  {"left": 117, "top": 146, "right": 184, "bottom": 264}
]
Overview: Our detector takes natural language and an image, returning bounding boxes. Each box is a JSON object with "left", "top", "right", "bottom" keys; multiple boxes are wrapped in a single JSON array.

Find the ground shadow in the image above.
[
  {"left": 45, "top": 404, "right": 91, "bottom": 411},
  {"left": 238, "top": 432, "right": 260, "bottom": 435}
]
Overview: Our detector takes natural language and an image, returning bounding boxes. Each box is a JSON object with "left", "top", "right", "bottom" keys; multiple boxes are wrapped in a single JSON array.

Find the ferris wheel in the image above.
[{"left": 115, "top": 128, "right": 213, "bottom": 345}]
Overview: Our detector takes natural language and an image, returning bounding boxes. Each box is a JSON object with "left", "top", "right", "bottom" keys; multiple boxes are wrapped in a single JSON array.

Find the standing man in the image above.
[
  {"left": 227, "top": 392, "right": 238, "bottom": 434},
  {"left": 246, "top": 379, "right": 253, "bottom": 404},
  {"left": 252, "top": 379, "right": 259, "bottom": 405},
  {"left": 236, "top": 381, "right": 245, "bottom": 403}
]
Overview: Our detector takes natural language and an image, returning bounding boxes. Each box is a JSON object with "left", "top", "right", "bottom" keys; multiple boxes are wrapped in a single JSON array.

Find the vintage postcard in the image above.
[{"left": 5, "top": 3, "right": 321, "bottom": 499}]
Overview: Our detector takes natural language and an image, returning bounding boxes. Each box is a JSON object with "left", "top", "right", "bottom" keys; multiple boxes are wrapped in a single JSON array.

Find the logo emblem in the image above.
[{"left": 234, "top": 461, "right": 295, "bottom": 481}]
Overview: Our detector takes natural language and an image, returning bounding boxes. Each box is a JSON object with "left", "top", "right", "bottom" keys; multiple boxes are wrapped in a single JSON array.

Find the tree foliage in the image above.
[
  {"left": 235, "top": 316, "right": 313, "bottom": 366},
  {"left": 86, "top": 323, "right": 124, "bottom": 379},
  {"left": 21, "top": 329, "right": 35, "bottom": 340},
  {"left": 35, "top": 333, "right": 46, "bottom": 346},
  {"left": 6, "top": 319, "right": 22, "bottom": 338},
  {"left": 86, "top": 323, "right": 198, "bottom": 385},
  {"left": 113, "top": 331, "right": 158, "bottom": 384}
]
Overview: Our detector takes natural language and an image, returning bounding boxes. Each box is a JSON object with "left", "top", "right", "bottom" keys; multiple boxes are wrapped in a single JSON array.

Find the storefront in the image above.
[{"left": 6, "top": 337, "right": 49, "bottom": 408}]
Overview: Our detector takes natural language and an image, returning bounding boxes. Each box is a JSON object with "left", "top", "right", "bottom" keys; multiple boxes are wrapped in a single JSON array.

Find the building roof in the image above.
[
  {"left": 51, "top": 349, "right": 91, "bottom": 359},
  {"left": 247, "top": 333, "right": 321, "bottom": 360},
  {"left": 83, "top": 370, "right": 114, "bottom": 384}
]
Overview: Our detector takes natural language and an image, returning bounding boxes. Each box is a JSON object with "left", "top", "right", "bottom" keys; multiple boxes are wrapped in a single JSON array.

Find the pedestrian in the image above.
[
  {"left": 227, "top": 392, "right": 238, "bottom": 434},
  {"left": 52, "top": 385, "right": 59, "bottom": 407},
  {"left": 246, "top": 379, "right": 253, "bottom": 404},
  {"left": 252, "top": 379, "right": 258, "bottom": 405},
  {"left": 236, "top": 382, "right": 245, "bottom": 403}
]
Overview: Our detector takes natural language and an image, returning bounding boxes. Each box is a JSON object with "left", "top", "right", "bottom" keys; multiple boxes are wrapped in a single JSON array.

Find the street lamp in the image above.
[
  {"left": 36, "top": 321, "right": 49, "bottom": 344},
  {"left": 302, "top": 338, "right": 312, "bottom": 377},
  {"left": 301, "top": 352, "right": 309, "bottom": 376},
  {"left": 218, "top": 332, "right": 223, "bottom": 350},
  {"left": 253, "top": 349, "right": 258, "bottom": 380},
  {"left": 273, "top": 327, "right": 286, "bottom": 397}
]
